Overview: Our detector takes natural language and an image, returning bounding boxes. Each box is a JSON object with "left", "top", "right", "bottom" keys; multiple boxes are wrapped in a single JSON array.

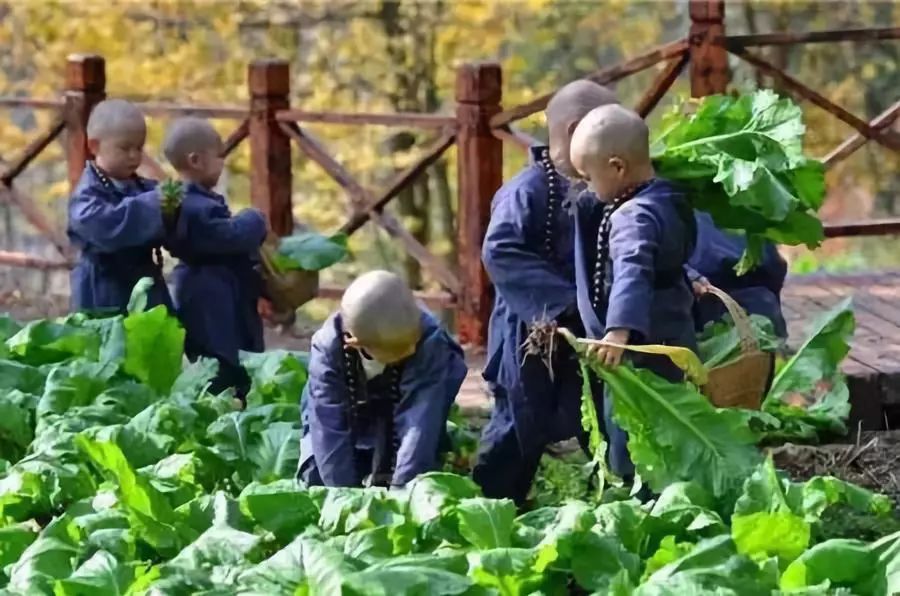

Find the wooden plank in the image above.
[
  {"left": 689, "top": 0, "right": 729, "bottom": 97},
  {"left": 0, "top": 250, "right": 72, "bottom": 270},
  {"left": 0, "top": 184, "right": 70, "bottom": 256},
  {"left": 724, "top": 27, "right": 900, "bottom": 48},
  {"left": 489, "top": 37, "right": 689, "bottom": 128},
  {"left": 824, "top": 218, "right": 900, "bottom": 238},
  {"left": 64, "top": 54, "right": 106, "bottom": 192},
  {"left": 341, "top": 131, "right": 456, "bottom": 234},
  {"left": 222, "top": 119, "right": 249, "bottom": 158},
  {"left": 279, "top": 122, "right": 461, "bottom": 293},
  {"left": 731, "top": 47, "right": 900, "bottom": 151},
  {"left": 248, "top": 60, "right": 293, "bottom": 237},
  {"left": 275, "top": 109, "right": 457, "bottom": 129},
  {"left": 0, "top": 97, "right": 64, "bottom": 110},
  {"left": 635, "top": 51, "right": 688, "bottom": 117},
  {"left": 783, "top": 285, "right": 885, "bottom": 427},
  {"left": 0, "top": 115, "right": 65, "bottom": 184},
  {"left": 457, "top": 62, "right": 504, "bottom": 347},
  {"left": 136, "top": 102, "right": 246, "bottom": 119},
  {"left": 823, "top": 100, "right": 900, "bottom": 168},
  {"left": 491, "top": 125, "right": 537, "bottom": 152}
]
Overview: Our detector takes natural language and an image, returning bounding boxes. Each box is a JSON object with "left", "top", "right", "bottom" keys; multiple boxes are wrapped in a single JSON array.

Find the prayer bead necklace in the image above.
[{"left": 538, "top": 148, "right": 561, "bottom": 259}]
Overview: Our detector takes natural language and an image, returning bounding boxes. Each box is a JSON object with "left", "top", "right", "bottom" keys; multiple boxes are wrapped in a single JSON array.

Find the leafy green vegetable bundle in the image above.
[
  {"left": 652, "top": 90, "right": 826, "bottom": 273},
  {"left": 696, "top": 299, "right": 854, "bottom": 443},
  {"left": 259, "top": 231, "right": 349, "bottom": 318},
  {"left": 265, "top": 231, "right": 349, "bottom": 273}
]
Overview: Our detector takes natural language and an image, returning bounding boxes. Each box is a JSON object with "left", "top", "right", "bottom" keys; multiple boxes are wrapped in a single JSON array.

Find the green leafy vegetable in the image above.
[
  {"left": 271, "top": 231, "right": 349, "bottom": 272},
  {"left": 652, "top": 90, "right": 825, "bottom": 272}
]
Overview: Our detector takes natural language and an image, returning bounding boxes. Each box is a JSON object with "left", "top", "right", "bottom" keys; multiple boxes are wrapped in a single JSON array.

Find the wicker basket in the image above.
[
  {"left": 701, "top": 286, "right": 773, "bottom": 410},
  {"left": 259, "top": 242, "right": 319, "bottom": 325}
]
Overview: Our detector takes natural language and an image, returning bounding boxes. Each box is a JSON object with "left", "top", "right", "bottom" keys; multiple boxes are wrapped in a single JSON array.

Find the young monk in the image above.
[
  {"left": 476, "top": 80, "right": 619, "bottom": 504},
  {"left": 570, "top": 104, "right": 697, "bottom": 480},
  {"left": 67, "top": 99, "right": 171, "bottom": 312},
  {"left": 687, "top": 211, "right": 788, "bottom": 338},
  {"left": 162, "top": 117, "right": 267, "bottom": 403},
  {"left": 298, "top": 270, "right": 467, "bottom": 489}
]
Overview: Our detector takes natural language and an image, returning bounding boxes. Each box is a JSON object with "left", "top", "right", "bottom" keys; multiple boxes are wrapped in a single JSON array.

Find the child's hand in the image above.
[
  {"left": 588, "top": 329, "right": 630, "bottom": 368},
  {"left": 257, "top": 297, "right": 274, "bottom": 320},
  {"left": 691, "top": 276, "right": 711, "bottom": 298}
]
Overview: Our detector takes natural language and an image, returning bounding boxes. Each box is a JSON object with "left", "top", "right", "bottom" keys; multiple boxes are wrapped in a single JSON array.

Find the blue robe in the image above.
[
  {"left": 298, "top": 309, "right": 466, "bottom": 488},
  {"left": 475, "top": 146, "right": 592, "bottom": 504},
  {"left": 167, "top": 183, "right": 267, "bottom": 399},
  {"left": 687, "top": 212, "right": 788, "bottom": 338},
  {"left": 574, "top": 178, "right": 697, "bottom": 478},
  {"left": 67, "top": 163, "right": 171, "bottom": 313}
]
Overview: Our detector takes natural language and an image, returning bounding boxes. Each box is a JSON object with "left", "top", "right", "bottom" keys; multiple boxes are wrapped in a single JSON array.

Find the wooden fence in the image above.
[{"left": 0, "top": 0, "right": 897, "bottom": 346}]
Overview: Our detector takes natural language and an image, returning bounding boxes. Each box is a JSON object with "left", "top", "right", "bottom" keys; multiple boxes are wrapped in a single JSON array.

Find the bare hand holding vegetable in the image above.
[{"left": 587, "top": 328, "right": 630, "bottom": 368}]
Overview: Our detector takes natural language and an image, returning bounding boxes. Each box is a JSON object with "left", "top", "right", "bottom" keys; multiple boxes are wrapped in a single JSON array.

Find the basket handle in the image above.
[{"left": 705, "top": 285, "right": 759, "bottom": 354}]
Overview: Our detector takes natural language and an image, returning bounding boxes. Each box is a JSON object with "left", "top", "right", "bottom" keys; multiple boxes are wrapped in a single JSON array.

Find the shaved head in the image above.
[
  {"left": 86, "top": 99, "right": 146, "bottom": 141},
  {"left": 341, "top": 270, "right": 422, "bottom": 360},
  {"left": 570, "top": 104, "right": 653, "bottom": 201},
  {"left": 545, "top": 80, "right": 619, "bottom": 178},
  {"left": 546, "top": 80, "right": 619, "bottom": 129},
  {"left": 162, "top": 117, "right": 222, "bottom": 171}
]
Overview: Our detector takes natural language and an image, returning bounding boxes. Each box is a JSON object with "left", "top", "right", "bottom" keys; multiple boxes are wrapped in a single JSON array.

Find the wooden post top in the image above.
[
  {"left": 248, "top": 59, "right": 290, "bottom": 97},
  {"left": 689, "top": 0, "right": 725, "bottom": 23},
  {"left": 455, "top": 62, "right": 502, "bottom": 104},
  {"left": 65, "top": 54, "right": 105, "bottom": 92}
]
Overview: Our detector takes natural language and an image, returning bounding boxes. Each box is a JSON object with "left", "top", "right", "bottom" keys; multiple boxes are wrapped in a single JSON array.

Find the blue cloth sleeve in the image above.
[
  {"left": 605, "top": 205, "right": 660, "bottom": 340},
  {"left": 186, "top": 206, "right": 267, "bottom": 255},
  {"left": 68, "top": 188, "right": 163, "bottom": 252},
  {"left": 684, "top": 264, "right": 704, "bottom": 283},
  {"left": 391, "top": 334, "right": 467, "bottom": 487},
  {"left": 306, "top": 336, "right": 359, "bottom": 487},
  {"left": 482, "top": 187, "right": 576, "bottom": 323}
]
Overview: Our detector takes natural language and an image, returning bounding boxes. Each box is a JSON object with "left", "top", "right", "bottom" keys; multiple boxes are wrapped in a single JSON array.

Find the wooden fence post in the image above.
[
  {"left": 455, "top": 62, "right": 502, "bottom": 348},
  {"left": 688, "top": 0, "right": 729, "bottom": 97},
  {"left": 248, "top": 59, "right": 293, "bottom": 236},
  {"left": 64, "top": 54, "right": 105, "bottom": 192}
]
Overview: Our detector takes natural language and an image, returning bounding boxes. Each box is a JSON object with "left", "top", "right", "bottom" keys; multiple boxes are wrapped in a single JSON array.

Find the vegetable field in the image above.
[{"left": 0, "top": 284, "right": 899, "bottom": 595}]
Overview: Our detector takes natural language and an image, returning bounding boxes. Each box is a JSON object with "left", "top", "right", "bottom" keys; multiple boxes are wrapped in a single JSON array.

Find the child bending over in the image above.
[{"left": 298, "top": 270, "right": 467, "bottom": 489}]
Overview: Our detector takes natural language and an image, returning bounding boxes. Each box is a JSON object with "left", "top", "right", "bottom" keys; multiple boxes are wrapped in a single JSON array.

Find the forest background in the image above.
[{"left": 0, "top": 0, "right": 897, "bottom": 325}]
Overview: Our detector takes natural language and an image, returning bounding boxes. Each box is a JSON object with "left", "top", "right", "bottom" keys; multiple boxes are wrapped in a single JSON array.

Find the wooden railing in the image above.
[{"left": 0, "top": 0, "right": 897, "bottom": 346}]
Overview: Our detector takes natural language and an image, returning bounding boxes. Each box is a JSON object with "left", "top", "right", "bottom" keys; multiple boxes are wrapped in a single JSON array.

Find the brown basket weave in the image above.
[
  {"left": 701, "top": 286, "right": 773, "bottom": 410},
  {"left": 259, "top": 242, "right": 319, "bottom": 325}
]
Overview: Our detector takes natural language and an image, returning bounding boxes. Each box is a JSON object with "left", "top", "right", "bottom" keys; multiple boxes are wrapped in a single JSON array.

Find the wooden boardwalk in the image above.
[
  {"left": 782, "top": 272, "right": 900, "bottom": 431},
  {"left": 458, "top": 272, "right": 900, "bottom": 430}
]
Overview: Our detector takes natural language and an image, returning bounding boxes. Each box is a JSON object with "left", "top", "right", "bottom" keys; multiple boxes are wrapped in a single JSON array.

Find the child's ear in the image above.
[
  {"left": 87, "top": 138, "right": 101, "bottom": 157},
  {"left": 566, "top": 119, "right": 579, "bottom": 137},
  {"left": 609, "top": 157, "right": 626, "bottom": 175},
  {"left": 187, "top": 152, "right": 201, "bottom": 168}
]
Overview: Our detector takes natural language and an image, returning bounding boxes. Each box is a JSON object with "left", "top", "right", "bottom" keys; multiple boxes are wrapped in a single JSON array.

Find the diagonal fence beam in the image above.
[
  {"left": 222, "top": 118, "right": 249, "bottom": 158},
  {"left": 0, "top": 115, "right": 66, "bottom": 185},
  {"left": 823, "top": 100, "right": 900, "bottom": 169},
  {"left": 279, "top": 122, "right": 461, "bottom": 292},
  {"left": 731, "top": 47, "right": 900, "bottom": 151},
  {"left": 341, "top": 131, "right": 456, "bottom": 234},
  {"left": 0, "top": 184, "right": 70, "bottom": 257},
  {"left": 490, "top": 37, "right": 690, "bottom": 128},
  {"left": 635, "top": 51, "right": 689, "bottom": 118}
]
